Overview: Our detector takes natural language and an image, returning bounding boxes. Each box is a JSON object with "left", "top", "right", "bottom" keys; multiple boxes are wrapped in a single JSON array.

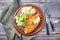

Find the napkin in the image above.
[{"left": 0, "top": 0, "right": 22, "bottom": 40}]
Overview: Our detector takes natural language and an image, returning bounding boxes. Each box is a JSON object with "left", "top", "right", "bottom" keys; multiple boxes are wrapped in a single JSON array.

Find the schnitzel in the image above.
[{"left": 24, "top": 14, "right": 40, "bottom": 34}]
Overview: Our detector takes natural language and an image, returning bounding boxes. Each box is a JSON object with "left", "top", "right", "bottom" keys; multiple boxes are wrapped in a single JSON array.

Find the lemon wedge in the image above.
[{"left": 33, "top": 16, "right": 40, "bottom": 24}]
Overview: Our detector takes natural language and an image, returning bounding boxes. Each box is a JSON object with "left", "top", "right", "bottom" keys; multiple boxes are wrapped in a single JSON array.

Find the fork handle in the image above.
[{"left": 46, "top": 23, "right": 50, "bottom": 35}]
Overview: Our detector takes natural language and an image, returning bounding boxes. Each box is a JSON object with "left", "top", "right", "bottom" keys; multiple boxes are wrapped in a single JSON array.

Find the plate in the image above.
[{"left": 13, "top": 4, "right": 45, "bottom": 36}]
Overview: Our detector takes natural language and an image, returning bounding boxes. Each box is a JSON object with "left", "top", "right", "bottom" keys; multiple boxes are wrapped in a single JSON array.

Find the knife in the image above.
[{"left": 48, "top": 14, "right": 55, "bottom": 32}]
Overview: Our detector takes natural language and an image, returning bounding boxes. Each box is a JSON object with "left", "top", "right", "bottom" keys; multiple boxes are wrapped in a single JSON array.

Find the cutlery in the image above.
[{"left": 45, "top": 14, "right": 55, "bottom": 35}]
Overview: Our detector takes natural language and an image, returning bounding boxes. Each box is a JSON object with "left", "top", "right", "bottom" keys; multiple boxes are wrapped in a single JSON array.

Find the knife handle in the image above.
[
  {"left": 50, "top": 21, "right": 55, "bottom": 31},
  {"left": 46, "top": 23, "right": 50, "bottom": 35}
]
